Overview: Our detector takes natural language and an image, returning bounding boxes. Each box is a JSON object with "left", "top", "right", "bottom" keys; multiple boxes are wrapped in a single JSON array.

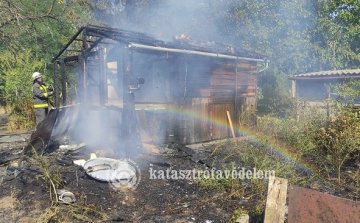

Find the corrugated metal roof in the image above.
[{"left": 288, "top": 69, "right": 360, "bottom": 80}]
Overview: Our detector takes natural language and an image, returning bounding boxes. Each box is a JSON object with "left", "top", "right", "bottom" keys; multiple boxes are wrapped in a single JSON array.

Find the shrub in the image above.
[
  {"left": 0, "top": 50, "right": 45, "bottom": 129},
  {"left": 315, "top": 110, "right": 360, "bottom": 184}
]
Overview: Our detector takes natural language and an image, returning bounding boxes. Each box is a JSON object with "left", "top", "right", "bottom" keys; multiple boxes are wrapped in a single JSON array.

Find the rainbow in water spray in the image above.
[{"left": 154, "top": 106, "right": 333, "bottom": 188}]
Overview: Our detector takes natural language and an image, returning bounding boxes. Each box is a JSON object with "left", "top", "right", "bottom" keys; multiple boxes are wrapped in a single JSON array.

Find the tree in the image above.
[
  {"left": 0, "top": 50, "right": 44, "bottom": 129},
  {"left": 0, "top": 0, "right": 99, "bottom": 128},
  {"left": 2, "top": 0, "right": 360, "bottom": 128}
]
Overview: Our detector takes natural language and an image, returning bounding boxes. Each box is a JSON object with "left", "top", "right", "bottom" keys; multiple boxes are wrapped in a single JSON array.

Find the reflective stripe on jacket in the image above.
[
  {"left": 33, "top": 81, "right": 49, "bottom": 108},
  {"left": 34, "top": 103, "right": 49, "bottom": 108}
]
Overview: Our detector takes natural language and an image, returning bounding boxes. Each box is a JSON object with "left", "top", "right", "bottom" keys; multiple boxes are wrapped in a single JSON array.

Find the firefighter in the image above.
[{"left": 32, "top": 72, "right": 54, "bottom": 124}]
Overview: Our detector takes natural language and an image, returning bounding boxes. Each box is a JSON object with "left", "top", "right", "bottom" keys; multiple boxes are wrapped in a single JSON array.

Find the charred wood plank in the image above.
[
  {"left": 54, "top": 61, "right": 60, "bottom": 107},
  {"left": 61, "top": 59, "right": 67, "bottom": 106}
]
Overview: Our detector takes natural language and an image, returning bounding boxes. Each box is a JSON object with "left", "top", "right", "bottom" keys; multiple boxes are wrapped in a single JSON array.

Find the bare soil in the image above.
[
  {"left": 0, "top": 134, "right": 253, "bottom": 223},
  {"left": 0, "top": 132, "right": 359, "bottom": 223}
]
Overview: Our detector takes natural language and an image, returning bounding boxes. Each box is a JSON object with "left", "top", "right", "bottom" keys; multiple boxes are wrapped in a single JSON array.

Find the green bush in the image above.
[
  {"left": 255, "top": 115, "right": 318, "bottom": 154},
  {"left": 254, "top": 103, "right": 360, "bottom": 185},
  {"left": 0, "top": 50, "right": 45, "bottom": 129},
  {"left": 315, "top": 110, "right": 360, "bottom": 184}
]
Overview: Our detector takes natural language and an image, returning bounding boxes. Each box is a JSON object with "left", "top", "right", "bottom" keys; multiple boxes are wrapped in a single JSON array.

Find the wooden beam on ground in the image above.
[
  {"left": 226, "top": 110, "right": 237, "bottom": 145},
  {"left": 264, "top": 177, "right": 288, "bottom": 223}
]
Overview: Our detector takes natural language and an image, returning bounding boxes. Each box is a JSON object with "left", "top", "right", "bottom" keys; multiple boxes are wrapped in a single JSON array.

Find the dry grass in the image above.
[
  {"left": 37, "top": 204, "right": 109, "bottom": 223},
  {"left": 0, "top": 106, "right": 6, "bottom": 114},
  {"left": 28, "top": 147, "right": 109, "bottom": 222},
  {"left": 195, "top": 140, "right": 311, "bottom": 221}
]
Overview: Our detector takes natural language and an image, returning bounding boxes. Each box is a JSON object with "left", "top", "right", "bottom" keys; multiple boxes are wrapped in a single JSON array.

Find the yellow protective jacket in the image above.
[{"left": 32, "top": 81, "right": 49, "bottom": 108}]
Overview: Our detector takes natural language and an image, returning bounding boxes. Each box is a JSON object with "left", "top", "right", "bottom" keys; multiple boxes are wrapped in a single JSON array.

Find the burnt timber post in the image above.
[
  {"left": 99, "top": 48, "right": 107, "bottom": 106},
  {"left": 79, "top": 29, "right": 88, "bottom": 104},
  {"left": 122, "top": 46, "right": 135, "bottom": 138},
  {"left": 53, "top": 61, "right": 60, "bottom": 107},
  {"left": 78, "top": 55, "right": 84, "bottom": 103},
  {"left": 60, "top": 59, "right": 67, "bottom": 106}
]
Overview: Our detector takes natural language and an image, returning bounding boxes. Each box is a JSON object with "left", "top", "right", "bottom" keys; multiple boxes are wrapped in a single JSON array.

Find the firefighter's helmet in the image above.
[{"left": 32, "top": 72, "right": 42, "bottom": 81}]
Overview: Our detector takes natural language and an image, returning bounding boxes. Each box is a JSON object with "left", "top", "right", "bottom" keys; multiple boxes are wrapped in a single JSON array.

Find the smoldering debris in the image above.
[
  {"left": 25, "top": 105, "right": 136, "bottom": 156},
  {"left": 56, "top": 189, "right": 76, "bottom": 204}
]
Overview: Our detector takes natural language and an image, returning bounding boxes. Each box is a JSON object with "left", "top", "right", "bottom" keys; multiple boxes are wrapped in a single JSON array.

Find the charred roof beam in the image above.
[
  {"left": 75, "top": 38, "right": 115, "bottom": 45},
  {"left": 87, "top": 29, "right": 163, "bottom": 46},
  {"left": 52, "top": 25, "right": 268, "bottom": 65},
  {"left": 86, "top": 37, "right": 104, "bottom": 53},
  {"left": 52, "top": 27, "right": 85, "bottom": 63}
]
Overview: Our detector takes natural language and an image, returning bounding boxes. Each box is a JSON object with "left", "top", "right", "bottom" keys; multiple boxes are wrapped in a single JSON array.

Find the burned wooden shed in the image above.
[{"left": 51, "top": 25, "right": 268, "bottom": 145}]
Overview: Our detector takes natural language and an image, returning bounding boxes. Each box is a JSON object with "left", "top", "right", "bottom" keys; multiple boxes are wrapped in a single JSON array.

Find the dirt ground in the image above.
[
  {"left": 0, "top": 131, "right": 359, "bottom": 223},
  {"left": 0, "top": 132, "right": 260, "bottom": 223},
  {"left": 0, "top": 155, "right": 231, "bottom": 222}
]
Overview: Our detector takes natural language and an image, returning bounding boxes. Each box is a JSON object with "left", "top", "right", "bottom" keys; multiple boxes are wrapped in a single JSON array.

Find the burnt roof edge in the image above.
[
  {"left": 129, "top": 43, "right": 267, "bottom": 63},
  {"left": 52, "top": 25, "right": 268, "bottom": 64}
]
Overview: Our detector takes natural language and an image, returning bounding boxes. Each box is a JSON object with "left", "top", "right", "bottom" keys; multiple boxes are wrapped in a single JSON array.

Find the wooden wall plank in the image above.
[
  {"left": 174, "top": 58, "right": 259, "bottom": 143},
  {"left": 212, "top": 103, "right": 233, "bottom": 139},
  {"left": 188, "top": 98, "right": 211, "bottom": 143}
]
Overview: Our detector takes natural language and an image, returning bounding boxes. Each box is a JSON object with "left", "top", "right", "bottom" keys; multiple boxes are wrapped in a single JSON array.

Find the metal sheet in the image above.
[
  {"left": 84, "top": 157, "right": 136, "bottom": 182},
  {"left": 288, "top": 185, "right": 360, "bottom": 223}
]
